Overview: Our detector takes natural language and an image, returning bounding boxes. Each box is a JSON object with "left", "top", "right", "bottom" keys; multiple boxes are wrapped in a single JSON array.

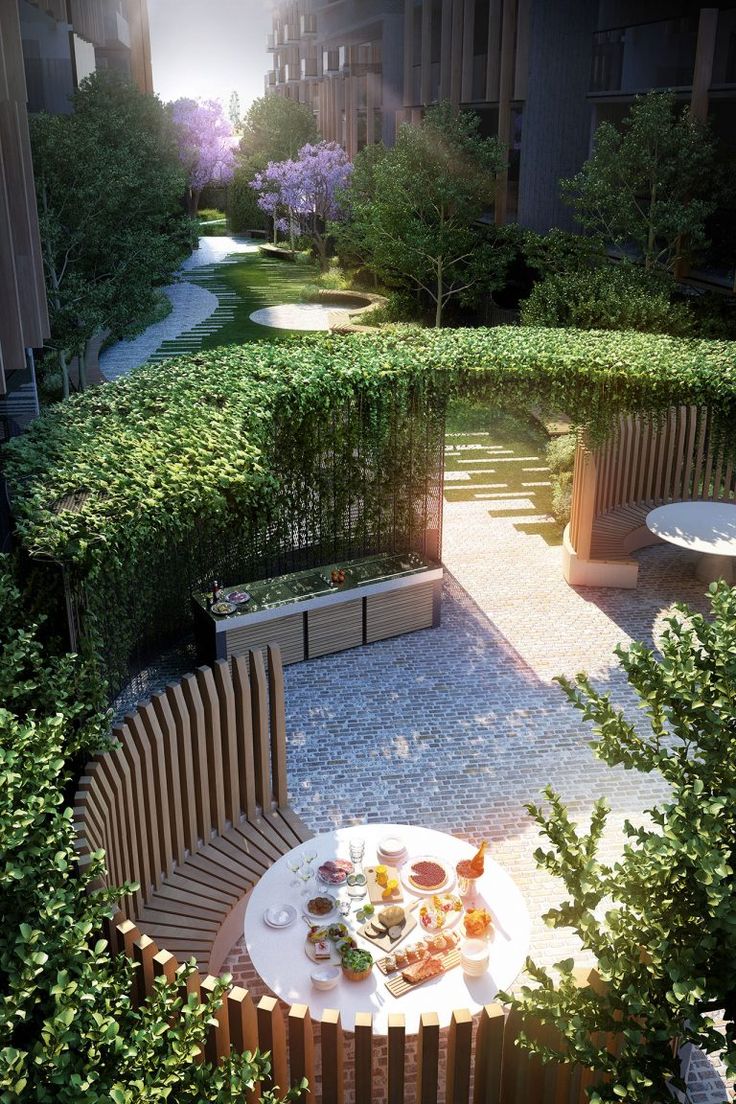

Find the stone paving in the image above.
[{"left": 219, "top": 425, "right": 730, "bottom": 1101}]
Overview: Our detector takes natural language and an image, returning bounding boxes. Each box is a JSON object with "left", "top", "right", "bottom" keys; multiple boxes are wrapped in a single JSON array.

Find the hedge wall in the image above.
[{"left": 5, "top": 325, "right": 736, "bottom": 691}]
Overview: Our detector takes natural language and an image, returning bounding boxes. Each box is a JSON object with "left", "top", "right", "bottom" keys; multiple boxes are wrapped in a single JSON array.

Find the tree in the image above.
[
  {"left": 240, "top": 95, "right": 318, "bottom": 163},
  {"left": 228, "top": 90, "right": 242, "bottom": 133},
  {"left": 561, "top": 91, "right": 720, "bottom": 274},
  {"left": 170, "top": 98, "right": 236, "bottom": 215},
  {"left": 503, "top": 581, "right": 736, "bottom": 1103},
  {"left": 334, "top": 102, "right": 509, "bottom": 326},
  {"left": 250, "top": 141, "right": 352, "bottom": 268},
  {"left": 0, "top": 560, "right": 303, "bottom": 1103},
  {"left": 31, "top": 72, "right": 194, "bottom": 395}
]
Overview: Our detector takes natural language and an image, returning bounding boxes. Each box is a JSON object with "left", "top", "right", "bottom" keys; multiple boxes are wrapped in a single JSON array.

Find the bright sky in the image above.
[{"left": 148, "top": 0, "right": 274, "bottom": 113}]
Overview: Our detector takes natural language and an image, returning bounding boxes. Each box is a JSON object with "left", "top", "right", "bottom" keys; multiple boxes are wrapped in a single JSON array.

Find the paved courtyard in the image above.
[{"left": 224, "top": 424, "right": 727, "bottom": 1101}]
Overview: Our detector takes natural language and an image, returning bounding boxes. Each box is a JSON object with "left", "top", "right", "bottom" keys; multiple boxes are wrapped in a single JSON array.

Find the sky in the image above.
[{"left": 148, "top": 0, "right": 274, "bottom": 114}]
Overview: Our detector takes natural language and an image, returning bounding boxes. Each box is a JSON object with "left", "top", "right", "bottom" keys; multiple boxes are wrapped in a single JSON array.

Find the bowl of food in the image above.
[
  {"left": 341, "top": 948, "right": 373, "bottom": 982},
  {"left": 310, "top": 964, "right": 341, "bottom": 991}
]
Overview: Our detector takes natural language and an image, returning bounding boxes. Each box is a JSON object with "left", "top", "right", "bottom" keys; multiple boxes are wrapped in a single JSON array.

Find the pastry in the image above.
[
  {"left": 383, "top": 955, "right": 397, "bottom": 973},
  {"left": 395, "top": 950, "right": 408, "bottom": 969},
  {"left": 406, "top": 945, "right": 421, "bottom": 963},
  {"left": 408, "top": 860, "right": 447, "bottom": 890},
  {"left": 402, "top": 953, "right": 443, "bottom": 985}
]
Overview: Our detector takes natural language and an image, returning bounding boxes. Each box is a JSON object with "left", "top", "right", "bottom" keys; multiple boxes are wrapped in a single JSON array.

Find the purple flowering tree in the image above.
[
  {"left": 170, "top": 98, "right": 236, "bottom": 215},
  {"left": 250, "top": 141, "right": 352, "bottom": 268}
]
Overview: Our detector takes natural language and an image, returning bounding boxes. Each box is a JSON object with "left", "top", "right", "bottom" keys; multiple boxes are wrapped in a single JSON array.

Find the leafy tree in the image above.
[
  {"left": 562, "top": 91, "right": 720, "bottom": 274},
  {"left": 522, "top": 227, "right": 606, "bottom": 278},
  {"left": 31, "top": 72, "right": 193, "bottom": 396},
  {"left": 240, "top": 95, "right": 318, "bottom": 163},
  {"left": 503, "top": 581, "right": 736, "bottom": 1103},
  {"left": 334, "top": 102, "right": 509, "bottom": 326},
  {"left": 170, "top": 98, "right": 236, "bottom": 215},
  {"left": 228, "top": 90, "right": 242, "bottom": 133},
  {"left": 0, "top": 559, "right": 301, "bottom": 1103},
  {"left": 250, "top": 142, "right": 352, "bottom": 268}
]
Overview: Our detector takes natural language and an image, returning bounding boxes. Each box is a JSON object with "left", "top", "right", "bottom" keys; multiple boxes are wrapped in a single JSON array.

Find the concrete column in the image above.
[
  {"left": 485, "top": 0, "right": 502, "bottom": 101},
  {"left": 420, "top": 0, "right": 432, "bottom": 105},
  {"left": 690, "top": 8, "right": 718, "bottom": 122},
  {"left": 449, "top": 0, "right": 464, "bottom": 105},
  {"left": 403, "top": 0, "right": 413, "bottom": 107},
  {"left": 461, "top": 0, "right": 474, "bottom": 103},
  {"left": 495, "top": 0, "right": 518, "bottom": 224},
  {"left": 440, "top": 0, "right": 454, "bottom": 100}
]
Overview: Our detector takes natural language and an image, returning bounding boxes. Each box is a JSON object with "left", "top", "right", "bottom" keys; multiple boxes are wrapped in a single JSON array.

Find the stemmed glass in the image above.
[{"left": 287, "top": 854, "right": 304, "bottom": 887}]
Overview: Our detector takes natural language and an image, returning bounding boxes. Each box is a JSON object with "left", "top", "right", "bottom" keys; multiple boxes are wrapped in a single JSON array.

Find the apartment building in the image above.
[{"left": 264, "top": 1, "right": 736, "bottom": 232}]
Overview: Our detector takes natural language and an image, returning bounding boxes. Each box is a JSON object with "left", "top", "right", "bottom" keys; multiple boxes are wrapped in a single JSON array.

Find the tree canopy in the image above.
[
  {"left": 561, "top": 91, "right": 720, "bottom": 273},
  {"left": 30, "top": 72, "right": 193, "bottom": 394},
  {"left": 334, "top": 103, "right": 510, "bottom": 326},
  {"left": 170, "top": 98, "right": 236, "bottom": 215},
  {"left": 503, "top": 581, "right": 736, "bottom": 1102},
  {"left": 239, "top": 95, "right": 319, "bottom": 163}
]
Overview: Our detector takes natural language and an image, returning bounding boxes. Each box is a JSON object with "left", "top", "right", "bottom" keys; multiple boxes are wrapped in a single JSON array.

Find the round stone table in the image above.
[
  {"left": 646, "top": 501, "right": 736, "bottom": 584},
  {"left": 244, "top": 822, "right": 530, "bottom": 1034}
]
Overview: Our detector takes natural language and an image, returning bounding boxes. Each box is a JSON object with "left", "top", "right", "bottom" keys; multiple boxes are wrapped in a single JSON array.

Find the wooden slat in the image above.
[
  {"left": 388, "top": 1012, "right": 406, "bottom": 1104},
  {"left": 288, "top": 1004, "right": 316, "bottom": 1090},
  {"left": 126, "top": 711, "right": 164, "bottom": 889},
  {"left": 116, "top": 918, "right": 140, "bottom": 963},
  {"left": 354, "top": 1012, "right": 373, "bottom": 1104},
  {"left": 307, "top": 601, "right": 363, "bottom": 658},
  {"left": 225, "top": 613, "right": 305, "bottom": 665},
  {"left": 472, "top": 1003, "right": 504, "bottom": 1104},
  {"left": 228, "top": 985, "right": 259, "bottom": 1053},
  {"left": 150, "top": 690, "right": 187, "bottom": 867},
  {"left": 446, "top": 1008, "right": 473, "bottom": 1104},
  {"left": 500, "top": 1008, "right": 526, "bottom": 1103},
  {"left": 232, "top": 654, "right": 258, "bottom": 821},
  {"left": 250, "top": 650, "right": 273, "bottom": 809},
  {"left": 202, "top": 974, "right": 231, "bottom": 1064},
  {"left": 164, "top": 682, "right": 199, "bottom": 855},
  {"left": 416, "top": 1011, "right": 440, "bottom": 1104},
  {"left": 137, "top": 703, "right": 175, "bottom": 879},
  {"left": 196, "top": 666, "right": 228, "bottom": 835},
  {"left": 321, "top": 1008, "right": 345, "bottom": 1104},
  {"left": 152, "top": 949, "right": 178, "bottom": 983},
  {"left": 214, "top": 659, "right": 241, "bottom": 825},
  {"left": 97, "top": 752, "right": 144, "bottom": 916},
  {"left": 133, "top": 934, "right": 157, "bottom": 1005},
  {"left": 365, "top": 581, "right": 434, "bottom": 643},
  {"left": 114, "top": 727, "right": 153, "bottom": 902},
  {"left": 257, "top": 996, "right": 288, "bottom": 1093},
  {"left": 181, "top": 673, "right": 212, "bottom": 844},
  {"left": 267, "top": 645, "right": 289, "bottom": 809}
]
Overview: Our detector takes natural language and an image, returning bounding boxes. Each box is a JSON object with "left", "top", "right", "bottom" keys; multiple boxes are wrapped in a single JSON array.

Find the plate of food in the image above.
[
  {"left": 401, "top": 856, "right": 454, "bottom": 895},
  {"left": 225, "top": 590, "right": 251, "bottom": 605},
  {"left": 317, "top": 859, "right": 353, "bottom": 887},
  {"left": 418, "top": 893, "right": 463, "bottom": 932},
  {"left": 304, "top": 928, "right": 341, "bottom": 965},
  {"left": 303, "top": 893, "right": 339, "bottom": 922},
  {"left": 211, "top": 600, "right": 236, "bottom": 616}
]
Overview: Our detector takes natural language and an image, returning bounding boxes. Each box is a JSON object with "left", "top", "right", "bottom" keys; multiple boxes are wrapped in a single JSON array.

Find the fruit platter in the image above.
[{"left": 418, "top": 893, "right": 463, "bottom": 932}]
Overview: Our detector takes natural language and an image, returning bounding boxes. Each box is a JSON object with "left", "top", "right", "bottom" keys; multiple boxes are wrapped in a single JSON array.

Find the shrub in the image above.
[
  {"left": 362, "top": 291, "right": 423, "bottom": 326},
  {"left": 545, "top": 433, "right": 577, "bottom": 526},
  {"left": 520, "top": 265, "right": 695, "bottom": 336},
  {"left": 0, "top": 559, "right": 286, "bottom": 1102},
  {"left": 229, "top": 160, "right": 268, "bottom": 234}
]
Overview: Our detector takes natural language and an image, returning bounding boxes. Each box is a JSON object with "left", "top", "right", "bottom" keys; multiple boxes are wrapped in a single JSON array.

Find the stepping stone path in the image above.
[{"left": 146, "top": 256, "right": 244, "bottom": 363}]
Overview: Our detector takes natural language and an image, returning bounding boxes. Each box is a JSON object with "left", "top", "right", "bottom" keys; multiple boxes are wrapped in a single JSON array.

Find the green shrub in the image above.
[
  {"left": 683, "top": 289, "right": 736, "bottom": 340},
  {"left": 544, "top": 432, "right": 577, "bottom": 526},
  {"left": 362, "top": 291, "right": 423, "bottom": 326},
  {"left": 229, "top": 162, "right": 268, "bottom": 235},
  {"left": 0, "top": 559, "right": 287, "bottom": 1102},
  {"left": 521, "top": 265, "right": 695, "bottom": 336},
  {"left": 196, "top": 207, "right": 227, "bottom": 224},
  {"left": 5, "top": 327, "right": 735, "bottom": 690}
]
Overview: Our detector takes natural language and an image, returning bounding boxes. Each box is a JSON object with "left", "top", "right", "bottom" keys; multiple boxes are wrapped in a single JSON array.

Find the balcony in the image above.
[
  {"left": 590, "top": 16, "right": 698, "bottom": 95},
  {"left": 266, "top": 69, "right": 277, "bottom": 86},
  {"left": 323, "top": 49, "right": 340, "bottom": 73},
  {"left": 300, "top": 14, "right": 317, "bottom": 36},
  {"left": 267, "top": 32, "right": 275, "bottom": 51},
  {"left": 276, "top": 66, "right": 287, "bottom": 84},
  {"left": 285, "top": 63, "right": 300, "bottom": 83},
  {"left": 301, "top": 56, "right": 319, "bottom": 79}
]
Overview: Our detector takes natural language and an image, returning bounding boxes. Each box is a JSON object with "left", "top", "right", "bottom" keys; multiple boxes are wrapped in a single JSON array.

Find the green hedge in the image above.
[{"left": 5, "top": 326, "right": 736, "bottom": 688}]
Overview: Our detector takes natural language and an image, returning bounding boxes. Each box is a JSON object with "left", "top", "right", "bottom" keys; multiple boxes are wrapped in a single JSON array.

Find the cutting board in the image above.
[
  {"left": 385, "top": 948, "right": 461, "bottom": 997},
  {"left": 365, "top": 864, "right": 403, "bottom": 903},
  {"left": 358, "top": 902, "right": 417, "bottom": 952}
]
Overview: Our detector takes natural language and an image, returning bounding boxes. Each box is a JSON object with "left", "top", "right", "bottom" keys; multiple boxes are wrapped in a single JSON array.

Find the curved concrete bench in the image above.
[{"left": 74, "top": 645, "right": 312, "bottom": 974}]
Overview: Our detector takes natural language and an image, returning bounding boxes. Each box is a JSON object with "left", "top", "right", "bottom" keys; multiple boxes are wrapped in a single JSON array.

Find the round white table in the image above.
[
  {"left": 646, "top": 501, "right": 736, "bottom": 585},
  {"left": 244, "top": 823, "right": 530, "bottom": 1034}
]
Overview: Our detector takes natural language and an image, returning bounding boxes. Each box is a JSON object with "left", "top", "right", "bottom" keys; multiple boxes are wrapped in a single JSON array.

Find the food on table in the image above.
[
  {"left": 463, "top": 907, "right": 494, "bottom": 939},
  {"left": 419, "top": 893, "right": 463, "bottom": 931},
  {"left": 330, "top": 569, "right": 346, "bottom": 586},
  {"left": 384, "top": 954, "right": 397, "bottom": 973},
  {"left": 335, "top": 937, "right": 357, "bottom": 955},
  {"left": 313, "top": 939, "right": 331, "bottom": 960},
  {"left": 377, "top": 905, "right": 405, "bottom": 929},
  {"left": 341, "top": 948, "right": 373, "bottom": 981},
  {"left": 363, "top": 903, "right": 375, "bottom": 917},
  {"left": 375, "top": 864, "right": 388, "bottom": 887},
  {"left": 395, "top": 950, "right": 408, "bottom": 969},
  {"left": 307, "top": 925, "right": 328, "bottom": 944},
  {"left": 211, "top": 600, "right": 235, "bottom": 616},
  {"left": 318, "top": 859, "right": 353, "bottom": 885},
  {"left": 406, "top": 945, "right": 421, "bottom": 964},
  {"left": 306, "top": 895, "right": 336, "bottom": 916},
  {"left": 382, "top": 878, "right": 399, "bottom": 899},
  {"left": 456, "top": 841, "right": 488, "bottom": 880},
  {"left": 408, "top": 859, "right": 448, "bottom": 891},
  {"left": 388, "top": 924, "right": 403, "bottom": 940},
  {"left": 327, "top": 923, "right": 348, "bottom": 940},
  {"left": 402, "top": 953, "right": 444, "bottom": 985}
]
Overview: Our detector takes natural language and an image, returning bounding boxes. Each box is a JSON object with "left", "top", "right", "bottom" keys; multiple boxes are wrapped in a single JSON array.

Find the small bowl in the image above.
[
  {"left": 310, "top": 964, "right": 341, "bottom": 991},
  {"left": 342, "top": 964, "right": 372, "bottom": 982}
]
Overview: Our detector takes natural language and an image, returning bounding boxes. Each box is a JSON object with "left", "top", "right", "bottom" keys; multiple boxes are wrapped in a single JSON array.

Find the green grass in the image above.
[{"left": 445, "top": 400, "right": 564, "bottom": 545}]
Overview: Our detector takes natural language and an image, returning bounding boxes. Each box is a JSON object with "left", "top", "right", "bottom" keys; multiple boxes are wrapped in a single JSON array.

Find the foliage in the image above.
[
  {"left": 545, "top": 433, "right": 577, "bottom": 526},
  {"left": 334, "top": 103, "right": 510, "bottom": 326},
  {"left": 502, "top": 581, "right": 736, "bottom": 1102},
  {"left": 522, "top": 228, "right": 606, "bottom": 278},
  {"left": 4, "top": 326, "right": 736, "bottom": 689},
  {"left": 361, "top": 291, "right": 423, "bottom": 327},
  {"left": 240, "top": 96, "right": 319, "bottom": 164},
  {"left": 227, "top": 90, "right": 243, "bottom": 134},
  {"left": 250, "top": 142, "right": 352, "bottom": 268},
  {"left": 229, "top": 155, "right": 269, "bottom": 233},
  {"left": 170, "top": 98, "right": 236, "bottom": 215},
  {"left": 562, "top": 91, "right": 720, "bottom": 273},
  {"left": 196, "top": 207, "right": 229, "bottom": 237},
  {"left": 681, "top": 290, "right": 736, "bottom": 341},
  {"left": 0, "top": 560, "right": 291, "bottom": 1103},
  {"left": 520, "top": 265, "right": 695, "bottom": 336},
  {"left": 30, "top": 72, "right": 194, "bottom": 396}
]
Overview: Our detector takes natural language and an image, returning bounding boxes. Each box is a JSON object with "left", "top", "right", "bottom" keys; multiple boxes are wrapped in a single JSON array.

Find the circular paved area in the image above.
[{"left": 250, "top": 302, "right": 348, "bottom": 331}]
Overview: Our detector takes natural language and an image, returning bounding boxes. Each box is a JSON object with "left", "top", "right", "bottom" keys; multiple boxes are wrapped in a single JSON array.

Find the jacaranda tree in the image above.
[
  {"left": 250, "top": 141, "right": 352, "bottom": 268},
  {"left": 170, "top": 98, "right": 236, "bottom": 216}
]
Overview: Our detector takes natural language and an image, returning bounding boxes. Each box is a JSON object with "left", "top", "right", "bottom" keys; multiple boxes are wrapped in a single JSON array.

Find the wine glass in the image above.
[{"left": 287, "top": 854, "right": 303, "bottom": 887}]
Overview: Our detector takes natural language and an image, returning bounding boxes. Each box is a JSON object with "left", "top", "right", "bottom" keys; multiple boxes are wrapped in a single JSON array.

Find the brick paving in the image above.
[{"left": 221, "top": 426, "right": 730, "bottom": 1102}]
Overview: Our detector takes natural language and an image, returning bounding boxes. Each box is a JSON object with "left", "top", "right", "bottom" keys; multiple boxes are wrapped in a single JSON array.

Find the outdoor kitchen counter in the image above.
[{"left": 193, "top": 553, "right": 443, "bottom": 665}]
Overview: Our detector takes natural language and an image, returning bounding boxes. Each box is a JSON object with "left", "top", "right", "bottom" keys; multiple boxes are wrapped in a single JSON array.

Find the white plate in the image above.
[
  {"left": 263, "top": 904, "right": 297, "bottom": 928},
  {"left": 417, "top": 894, "right": 463, "bottom": 933},
  {"left": 304, "top": 937, "right": 342, "bottom": 965},
  {"left": 303, "top": 892, "right": 340, "bottom": 924},
  {"left": 378, "top": 834, "right": 406, "bottom": 856},
  {"left": 400, "top": 855, "right": 455, "bottom": 896},
  {"left": 376, "top": 848, "right": 408, "bottom": 867}
]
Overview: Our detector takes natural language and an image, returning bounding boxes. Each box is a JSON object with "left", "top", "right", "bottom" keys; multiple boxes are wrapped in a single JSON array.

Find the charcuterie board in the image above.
[
  {"left": 364, "top": 864, "right": 403, "bottom": 903},
  {"left": 385, "top": 948, "right": 461, "bottom": 997}
]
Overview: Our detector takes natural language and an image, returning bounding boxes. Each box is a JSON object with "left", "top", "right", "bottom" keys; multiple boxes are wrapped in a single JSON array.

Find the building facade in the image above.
[{"left": 265, "top": 1, "right": 736, "bottom": 233}]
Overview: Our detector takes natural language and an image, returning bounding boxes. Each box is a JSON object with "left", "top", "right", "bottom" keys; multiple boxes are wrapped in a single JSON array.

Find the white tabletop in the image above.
[
  {"left": 244, "top": 823, "right": 530, "bottom": 1034},
  {"left": 646, "top": 501, "right": 736, "bottom": 557}
]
